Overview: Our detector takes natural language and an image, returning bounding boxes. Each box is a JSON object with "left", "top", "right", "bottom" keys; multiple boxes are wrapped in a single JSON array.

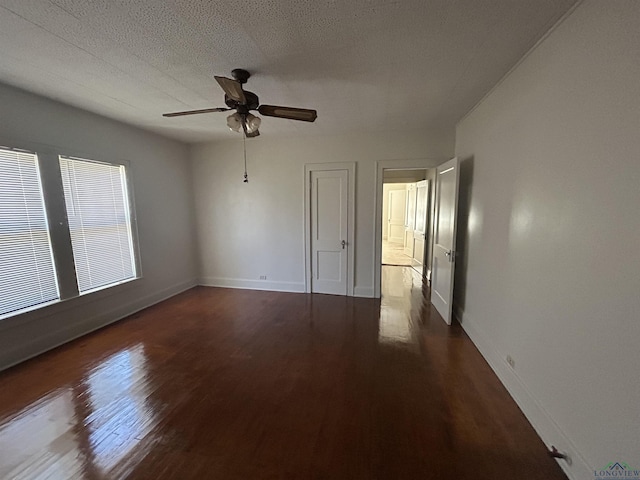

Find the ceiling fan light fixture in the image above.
[
  {"left": 162, "top": 70, "right": 317, "bottom": 138},
  {"left": 245, "top": 113, "right": 261, "bottom": 133},
  {"left": 226, "top": 112, "right": 243, "bottom": 132}
]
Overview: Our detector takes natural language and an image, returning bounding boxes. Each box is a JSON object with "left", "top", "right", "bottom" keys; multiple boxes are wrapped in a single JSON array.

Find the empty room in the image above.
[{"left": 0, "top": 1, "right": 638, "bottom": 479}]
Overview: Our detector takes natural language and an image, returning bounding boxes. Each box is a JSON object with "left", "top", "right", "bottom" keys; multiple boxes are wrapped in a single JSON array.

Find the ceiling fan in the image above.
[{"left": 162, "top": 69, "right": 318, "bottom": 138}]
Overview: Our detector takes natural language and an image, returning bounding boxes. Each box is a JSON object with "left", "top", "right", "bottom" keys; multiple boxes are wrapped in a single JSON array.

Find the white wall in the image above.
[
  {"left": 0, "top": 83, "right": 198, "bottom": 370},
  {"left": 191, "top": 130, "right": 453, "bottom": 297},
  {"left": 382, "top": 183, "right": 407, "bottom": 241},
  {"left": 454, "top": 2, "right": 640, "bottom": 478}
]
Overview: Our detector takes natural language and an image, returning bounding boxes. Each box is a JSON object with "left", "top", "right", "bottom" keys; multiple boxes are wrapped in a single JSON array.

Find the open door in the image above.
[
  {"left": 430, "top": 157, "right": 460, "bottom": 325},
  {"left": 404, "top": 183, "right": 416, "bottom": 257},
  {"left": 411, "top": 180, "right": 429, "bottom": 274}
]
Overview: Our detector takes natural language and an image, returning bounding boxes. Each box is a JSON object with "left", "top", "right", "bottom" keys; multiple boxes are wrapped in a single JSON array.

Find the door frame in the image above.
[
  {"left": 374, "top": 159, "right": 443, "bottom": 298},
  {"left": 304, "top": 162, "right": 356, "bottom": 296}
]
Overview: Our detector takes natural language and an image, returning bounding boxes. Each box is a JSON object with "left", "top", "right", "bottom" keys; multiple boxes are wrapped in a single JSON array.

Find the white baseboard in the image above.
[
  {"left": 200, "top": 277, "right": 375, "bottom": 298},
  {"left": 199, "top": 276, "right": 305, "bottom": 293},
  {"left": 354, "top": 286, "right": 375, "bottom": 298},
  {"left": 0, "top": 278, "right": 198, "bottom": 372},
  {"left": 454, "top": 306, "right": 592, "bottom": 480}
]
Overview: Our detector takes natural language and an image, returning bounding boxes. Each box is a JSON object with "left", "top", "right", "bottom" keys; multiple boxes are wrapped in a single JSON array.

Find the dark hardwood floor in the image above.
[{"left": 0, "top": 266, "right": 567, "bottom": 479}]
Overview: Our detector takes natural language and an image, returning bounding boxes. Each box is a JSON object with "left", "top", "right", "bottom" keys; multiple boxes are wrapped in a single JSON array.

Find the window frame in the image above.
[
  {"left": 0, "top": 137, "right": 142, "bottom": 322},
  {"left": 0, "top": 146, "right": 60, "bottom": 319},
  {"left": 59, "top": 154, "right": 140, "bottom": 296}
]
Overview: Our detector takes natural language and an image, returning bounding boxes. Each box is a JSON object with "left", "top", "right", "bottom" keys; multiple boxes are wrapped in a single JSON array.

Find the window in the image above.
[
  {"left": 0, "top": 147, "right": 59, "bottom": 317},
  {"left": 60, "top": 156, "right": 136, "bottom": 293},
  {"left": 0, "top": 146, "right": 138, "bottom": 320}
]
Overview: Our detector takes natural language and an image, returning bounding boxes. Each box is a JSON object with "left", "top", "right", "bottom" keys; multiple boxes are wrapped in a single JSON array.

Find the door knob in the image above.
[{"left": 341, "top": 240, "right": 346, "bottom": 249}]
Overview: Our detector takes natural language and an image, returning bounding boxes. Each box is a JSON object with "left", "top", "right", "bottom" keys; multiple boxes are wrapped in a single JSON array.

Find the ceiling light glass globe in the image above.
[
  {"left": 226, "top": 113, "right": 243, "bottom": 132},
  {"left": 245, "top": 114, "right": 261, "bottom": 133}
]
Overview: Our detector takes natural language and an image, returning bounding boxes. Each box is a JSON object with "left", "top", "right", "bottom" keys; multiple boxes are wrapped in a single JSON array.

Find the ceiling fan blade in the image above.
[
  {"left": 163, "top": 107, "right": 229, "bottom": 117},
  {"left": 258, "top": 105, "right": 317, "bottom": 122},
  {"left": 214, "top": 76, "right": 247, "bottom": 104}
]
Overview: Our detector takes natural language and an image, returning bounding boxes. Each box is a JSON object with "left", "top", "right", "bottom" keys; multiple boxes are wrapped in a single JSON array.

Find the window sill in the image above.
[{"left": 0, "top": 275, "right": 143, "bottom": 332}]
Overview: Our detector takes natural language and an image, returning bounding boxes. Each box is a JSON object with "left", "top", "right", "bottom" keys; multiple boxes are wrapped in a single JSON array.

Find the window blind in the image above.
[
  {"left": 59, "top": 156, "right": 136, "bottom": 293},
  {"left": 0, "top": 148, "right": 59, "bottom": 317}
]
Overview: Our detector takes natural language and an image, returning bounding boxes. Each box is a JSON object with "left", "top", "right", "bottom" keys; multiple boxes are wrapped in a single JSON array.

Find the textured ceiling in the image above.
[{"left": 0, "top": 0, "right": 577, "bottom": 143}]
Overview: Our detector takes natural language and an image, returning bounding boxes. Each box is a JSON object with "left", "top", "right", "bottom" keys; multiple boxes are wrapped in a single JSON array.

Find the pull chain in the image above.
[{"left": 243, "top": 132, "right": 248, "bottom": 183}]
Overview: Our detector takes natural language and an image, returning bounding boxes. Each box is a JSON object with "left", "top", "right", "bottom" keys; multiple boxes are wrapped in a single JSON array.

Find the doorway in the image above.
[
  {"left": 382, "top": 183, "right": 413, "bottom": 267},
  {"left": 374, "top": 160, "right": 440, "bottom": 299},
  {"left": 375, "top": 158, "right": 461, "bottom": 325},
  {"left": 379, "top": 168, "right": 434, "bottom": 307}
]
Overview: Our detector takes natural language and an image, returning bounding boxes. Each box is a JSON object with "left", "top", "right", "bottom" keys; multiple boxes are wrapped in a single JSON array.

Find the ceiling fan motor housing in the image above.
[
  {"left": 231, "top": 68, "right": 251, "bottom": 84},
  {"left": 225, "top": 91, "right": 259, "bottom": 111}
]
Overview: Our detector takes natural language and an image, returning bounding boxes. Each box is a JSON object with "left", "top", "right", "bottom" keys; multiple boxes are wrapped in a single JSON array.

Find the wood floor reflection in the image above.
[{"left": 0, "top": 266, "right": 567, "bottom": 479}]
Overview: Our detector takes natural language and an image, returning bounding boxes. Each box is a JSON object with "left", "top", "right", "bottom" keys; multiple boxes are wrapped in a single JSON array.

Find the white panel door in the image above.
[
  {"left": 404, "top": 183, "right": 416, "bottom": 257},
  {"left": 311, "top": 170, "right": 348, "bottom": 295},
  {"left": 412, "top": 180, "right": 429, "bottom": 272},
  {"left": 431, "top": 157, "right": 460, "bottom": 325},
  {"left": 387, "top": 189, "right": 406, "bottom": 244}
]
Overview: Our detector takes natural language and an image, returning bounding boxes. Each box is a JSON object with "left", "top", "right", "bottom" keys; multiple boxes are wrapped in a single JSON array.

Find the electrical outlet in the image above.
[
  {"left": 506, "top": 355, "right": 515, "bottom": 368},
  {"left": 259, "top": 275, "right": 267, "bottom": 280}
]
